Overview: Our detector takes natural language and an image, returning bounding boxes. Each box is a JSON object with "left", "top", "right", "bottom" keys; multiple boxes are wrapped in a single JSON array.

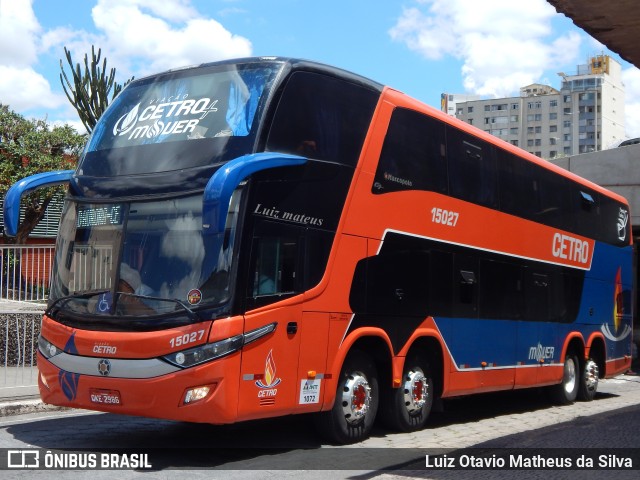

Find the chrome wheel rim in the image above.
[
  {"left": 583, "top": 359, "right": 599, "bottom": 393},
  {"left": 403, "top": 369, "right": 428, "bottom": 414},
  {"left": 564, "top": 357, "right": 577, "bottom": 394},
  {"left": 341, "top": 372, "right": 371, "bottom": 424}
]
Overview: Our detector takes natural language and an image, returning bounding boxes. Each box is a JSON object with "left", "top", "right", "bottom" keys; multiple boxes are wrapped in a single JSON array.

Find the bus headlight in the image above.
[
  {"left": 162, "top": 322, "right": 277, "bottom": 369},
  {"left": 38, "top": 335, "right": 62, "bottom": 360},
  {"left": 163, "top": 335, "right": 244, "bottom": 368}
]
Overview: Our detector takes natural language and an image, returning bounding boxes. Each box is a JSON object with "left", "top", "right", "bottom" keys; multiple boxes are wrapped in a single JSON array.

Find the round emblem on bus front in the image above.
[
  {"left": 97, "top": 359, "right": 111, "bottom": 376},
  {"left": 187, "top": 289, "right": 202, "bottom": 305}
]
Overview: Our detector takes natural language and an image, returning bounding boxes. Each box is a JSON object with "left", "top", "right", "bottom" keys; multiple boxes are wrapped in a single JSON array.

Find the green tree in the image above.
[
  {"left": 60, "top": 45, "right": 133, "bottom": 133},
  {"left": 0, "top": 104, "right": 86, "bottom": 244}
]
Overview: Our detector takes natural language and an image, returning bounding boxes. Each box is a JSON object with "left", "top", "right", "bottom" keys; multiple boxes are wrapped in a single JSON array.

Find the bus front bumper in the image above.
[{"left": 36, "top": 351, "right": 241, "bottom": 424}]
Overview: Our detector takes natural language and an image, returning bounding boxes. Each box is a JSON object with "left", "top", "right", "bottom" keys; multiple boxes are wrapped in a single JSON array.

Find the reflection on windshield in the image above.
[{"left": 49, "top": 190, "right": 242, "bottom": 319}]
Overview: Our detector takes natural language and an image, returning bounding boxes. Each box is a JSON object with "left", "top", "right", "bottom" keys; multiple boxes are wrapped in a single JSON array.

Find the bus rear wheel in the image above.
[
  {"left": 550, "top": 353, "right": 579, "bottom": 405},
  {"left": 314, "top": 350, "right": 379, "bottom": 444},
  {"left": 578, "top": 358, "right": 599, "bottom": 401},
  {"left": 380, "top": 354, "right": 433, "bottom": 432}
]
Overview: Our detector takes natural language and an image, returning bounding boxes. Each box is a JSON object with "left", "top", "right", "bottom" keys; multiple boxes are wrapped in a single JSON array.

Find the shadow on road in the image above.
[{"left": 5, "top": 385, "right": 624, "bottom": 472}]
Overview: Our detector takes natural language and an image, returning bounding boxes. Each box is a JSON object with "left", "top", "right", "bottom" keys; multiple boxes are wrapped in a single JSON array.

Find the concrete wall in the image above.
[{"left": 551, "top": 143, "right": 640, "bottom": 228}]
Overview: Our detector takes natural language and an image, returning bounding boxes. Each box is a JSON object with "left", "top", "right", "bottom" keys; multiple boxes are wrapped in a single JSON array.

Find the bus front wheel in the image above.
[
  {"left": 380, "top": 353, "right": 433, "bottom": 432},
  {"left": 314, "top": 350, "right": 379, "bottom": 444}
]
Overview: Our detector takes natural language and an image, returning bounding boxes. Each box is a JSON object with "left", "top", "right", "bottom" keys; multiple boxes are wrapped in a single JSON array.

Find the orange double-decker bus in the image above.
[{"left": 4, "top": 57, "right": 633, "bottom": 444}]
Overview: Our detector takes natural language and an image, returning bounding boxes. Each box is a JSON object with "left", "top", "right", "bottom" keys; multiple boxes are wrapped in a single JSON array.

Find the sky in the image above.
[{"left": 2, "top": 0, "right": 640, "bottom": 139}]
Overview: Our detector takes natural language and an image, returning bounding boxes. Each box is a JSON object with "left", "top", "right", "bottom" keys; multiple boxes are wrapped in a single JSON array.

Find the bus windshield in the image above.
[
  {"left": 48, "top": 190, "right": 242, "bottom": 322},
  {"left": 79, "top": 62, "right": 283, "bottom": 176}
]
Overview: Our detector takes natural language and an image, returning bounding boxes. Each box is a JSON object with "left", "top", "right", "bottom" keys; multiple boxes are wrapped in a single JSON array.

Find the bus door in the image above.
[{"left": 236, "top": 221, "right": 303, "bottom": 420}]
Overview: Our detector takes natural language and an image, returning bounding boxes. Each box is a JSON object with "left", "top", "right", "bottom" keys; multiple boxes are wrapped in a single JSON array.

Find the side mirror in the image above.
[
  {"left": 202, "top": 153, "right": 306, "bottom": 234},
  {"left": 3, "top": 170, "right": 74, "bottom": 237}
]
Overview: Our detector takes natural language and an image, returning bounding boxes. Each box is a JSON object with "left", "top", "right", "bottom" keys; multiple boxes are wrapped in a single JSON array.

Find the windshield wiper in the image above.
[
  {"left": 45, "top": 290, "right": 110, "bottom": 317},
  {"left": 116, "top": 293, "right": 202, "bottom": 322}
]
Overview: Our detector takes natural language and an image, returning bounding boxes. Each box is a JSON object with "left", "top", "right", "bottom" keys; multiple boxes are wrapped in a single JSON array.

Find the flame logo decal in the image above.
[
  {"left": 601, "top": 267, "right": 632, "bottom": 342},
  {"left": 112, "top": 103, "right": 140, "bottom": 136},
  {"left": 255, "top": 350, "right": 281, "bottom": 389}
]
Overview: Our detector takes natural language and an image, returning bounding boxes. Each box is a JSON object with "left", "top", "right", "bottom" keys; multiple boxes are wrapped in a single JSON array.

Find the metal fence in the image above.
[
  {"left": 0, "top": 244, "right": 55, "bottom": 302},
  {"left": 0, "top": 311, "right": 42, "bottom": 397}
]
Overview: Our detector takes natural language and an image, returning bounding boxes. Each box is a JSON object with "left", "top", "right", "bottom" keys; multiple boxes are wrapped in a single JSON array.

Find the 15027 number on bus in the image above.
[{"left": 431, "top": 207, "right": 459, "bottom": 227}]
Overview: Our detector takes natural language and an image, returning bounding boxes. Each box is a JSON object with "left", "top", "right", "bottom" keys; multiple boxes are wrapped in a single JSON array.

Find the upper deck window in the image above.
[{"left": 266, "top": 72, "right": 379, "bottom": 167}]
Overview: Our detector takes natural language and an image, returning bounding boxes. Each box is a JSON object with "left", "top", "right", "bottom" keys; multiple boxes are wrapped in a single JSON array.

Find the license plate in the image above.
[{"left": 89, "top": 388, "right": 122, "bottom": 405}]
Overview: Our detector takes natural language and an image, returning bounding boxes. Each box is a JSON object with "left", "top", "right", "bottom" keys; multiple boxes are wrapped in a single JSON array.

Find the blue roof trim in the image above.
[
  {"left": 203, "top": 153, "right": 307, "bottom": 234},
  {"left": 3, "top": 170, "right": 74, "bottom": 237}
]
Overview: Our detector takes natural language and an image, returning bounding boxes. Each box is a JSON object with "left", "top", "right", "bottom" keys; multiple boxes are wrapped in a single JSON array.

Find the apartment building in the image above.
[{"left": 450, "top": 55, "right": 625, "bottom": 160}]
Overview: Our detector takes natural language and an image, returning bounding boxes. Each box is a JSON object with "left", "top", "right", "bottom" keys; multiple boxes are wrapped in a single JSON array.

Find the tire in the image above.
[
  {"left": 550, "top": 353, "right": 579, "bottom": 405},
  {"left": 380, "top": 353, "right": 433, "bottom": 432},
  {"left": 578, "top": 358, "right": 599, "bottom": 401},
  {"left": 314, "top": 350, "right": 379, "bottom": 444}
]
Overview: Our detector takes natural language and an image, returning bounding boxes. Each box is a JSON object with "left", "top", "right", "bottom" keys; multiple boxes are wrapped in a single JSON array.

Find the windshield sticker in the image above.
[
  {"left": 112, "top": 97, "right": 219, "bottom": 141},
  {"left": 187, "top": 289, "right": 202, "bottom": 305}
]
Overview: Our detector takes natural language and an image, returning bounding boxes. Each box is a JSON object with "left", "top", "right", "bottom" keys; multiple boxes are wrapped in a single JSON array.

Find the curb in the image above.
[{"left": 0, "top": 398, "right": 70, "bottom": 418}]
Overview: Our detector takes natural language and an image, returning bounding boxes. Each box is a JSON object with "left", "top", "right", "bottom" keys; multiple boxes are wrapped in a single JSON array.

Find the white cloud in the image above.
[
  {"left": 390, "top": 0, "right": 582, "bottom": 97},
  {"left": 0, "top": 65, "right": 65, "bottom": 112},
  {"left": 90, "top": 0, "right": 252, "bottom": 78},
  {"left": 622, "top": 67, "right": 640, "bottom": 138},
  {"left": 0, "top": 0, "right": 251, "bottom": 120},
  {"left": 0, "top": 0, "right": 40, "bottom": 67}
]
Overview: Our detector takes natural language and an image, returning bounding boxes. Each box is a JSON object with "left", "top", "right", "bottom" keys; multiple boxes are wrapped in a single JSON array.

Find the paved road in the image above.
[{"left": 0, "top": 373, "right": 639, "bottom": 479}]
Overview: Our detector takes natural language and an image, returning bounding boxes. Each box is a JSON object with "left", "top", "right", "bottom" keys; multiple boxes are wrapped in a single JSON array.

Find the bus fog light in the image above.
[{"left": 183, "top": 386, "right": 211, "bottom": 404}]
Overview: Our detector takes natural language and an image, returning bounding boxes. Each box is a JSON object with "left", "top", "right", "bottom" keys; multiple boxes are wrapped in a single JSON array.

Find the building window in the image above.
[
  {"left": 564, "top": 95, "right": 571, "bottom": 103},
  {"left": 550, "top": 138, "right": 557, "bottom": 145},
  {"left": 511, "top": 103, "right": 519, "bottom": 110},
  {"left": 564, "top": 134, "right": 571, "bottom": 141},
  {"left": 511, "top": 140, "right": 519, "bottom": 146},
  {"left": 527, "top": 139, "right": 534, "bottom": 147},
  {"left": 563, "top": 120, "right": 571, "bottom": 128},
  {"left": 550, "top": 150, "right": 557, "bottom": 158},
  {"left": 510, "top": 127, "right": 518, "bottom": 134},
  {"left": 484, "top": 105, "right": 491, "bottom": 112},
  {"left": 468, "top": 106, "right": 474, "bottom": 113},
  {"left": 550, "top": 100, "right": 558, "bottom": 107},
  {"left": 549, "top": 112, "right": 557, "bottom": 120},
  {"left": 535, "top": 139, "right": 542, "bottom": 146},
  {"left": 564, "top": 108, "right": 571, "bottom": 115},
  {"left": 549, "top": 125, "right": 557, "bottom": 133}
]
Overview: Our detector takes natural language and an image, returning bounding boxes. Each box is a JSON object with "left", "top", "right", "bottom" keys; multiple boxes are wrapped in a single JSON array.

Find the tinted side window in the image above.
[
  {"left": 266, "top": 72, "right": 378, "bottom": 167},
  {"left": 246, "top": 221, "right": 301, "bottom": 309},
  {"left": 447, "top": 127, "right": 497, "bottom": 208},
  {"left": 374, "top": 108, "right": 447, "bottom": 194}
]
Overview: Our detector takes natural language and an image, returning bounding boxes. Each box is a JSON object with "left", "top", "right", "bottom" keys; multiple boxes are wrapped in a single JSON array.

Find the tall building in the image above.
[
  {"left": 449, "top": 55, "right": 625, "bottom": 160},
  {"left": 440, "top": 93, "right": 481, "bottom": 117}
]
